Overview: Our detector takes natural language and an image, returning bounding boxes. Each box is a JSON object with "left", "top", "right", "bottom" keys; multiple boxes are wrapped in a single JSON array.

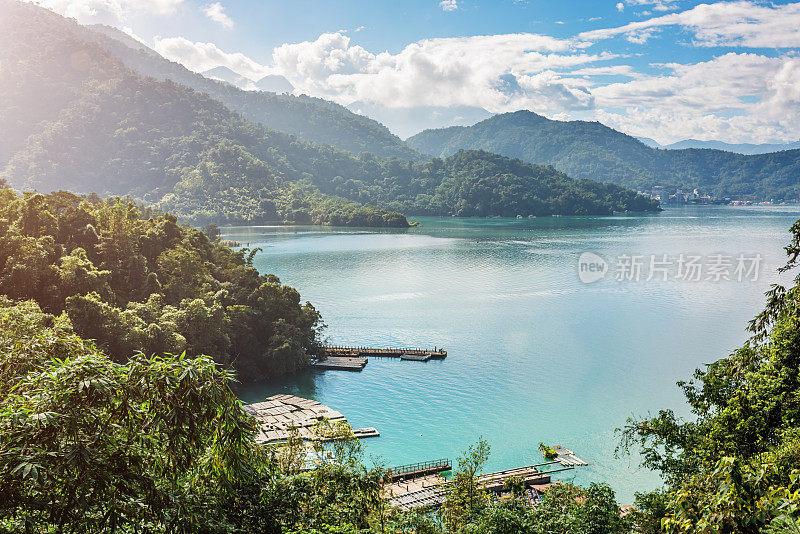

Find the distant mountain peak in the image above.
[
  {"left": 200, "top": 66, "right": 255, "bottom": 89},
  {"left": 203, "top": 65, "right": 249, "bottom": 79},
  {"left": 492, "top": 110, "right": 550, "bottom": 124},
  {"left": 635, "top": 136, "right": 662, "bottom": 148},
  {"left": 255, "top": 74, "right": 294, "bottom": 94}
]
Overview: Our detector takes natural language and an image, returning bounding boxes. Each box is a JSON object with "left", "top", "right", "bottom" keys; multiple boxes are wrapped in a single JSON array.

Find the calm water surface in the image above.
[{"left": 225, "top": 205, "right": 800, "bottom": 502}]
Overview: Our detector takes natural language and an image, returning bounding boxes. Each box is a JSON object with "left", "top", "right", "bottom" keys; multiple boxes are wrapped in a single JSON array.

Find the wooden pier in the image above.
[
  {"left": 386, "top": 451, "right": 587, "bottom": 511},
  {"left": 477, "top": 465, "right": 551, "bottom": 491},
  {"left": 310, "top": 345, "right": 447, "bottom": 371},
  {"left": 386, "top": 465, "right": 552, "bottom": 511},
  {"left": 386, "top": 458, "right": 452, "bottom": 482},
  {"left": 323, "top": 346, "right": 447, "bottom": 362}
]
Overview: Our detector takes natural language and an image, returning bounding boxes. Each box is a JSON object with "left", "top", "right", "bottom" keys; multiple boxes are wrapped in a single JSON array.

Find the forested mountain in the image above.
[
  {"left": 319, "top": 150, "right": 659, "bottom": 217},
  {"left": 408, "top": 111, "right": 800, "bottom": 200},
  {"left": 78, "top": 21, "right": 422, "bottom": 161}
]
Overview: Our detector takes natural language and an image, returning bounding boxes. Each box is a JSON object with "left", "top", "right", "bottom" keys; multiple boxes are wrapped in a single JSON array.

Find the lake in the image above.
[{"left": 226, "top": 205, "right": 800, "bottom": 503}]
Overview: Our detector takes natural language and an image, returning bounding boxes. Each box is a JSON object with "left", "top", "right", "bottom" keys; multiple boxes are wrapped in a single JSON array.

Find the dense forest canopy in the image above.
[
  {"left": 407, "top": 111, "right": 800, "bottom": 201},
  {"left": 323, "top": 149, "right": 661, "bottom": 217},
  {"left": 0, "top": 0, "right": 658, "bottom": 227},
  {"left": 0, "top": 186, "right": 322, "bottom": 381}
]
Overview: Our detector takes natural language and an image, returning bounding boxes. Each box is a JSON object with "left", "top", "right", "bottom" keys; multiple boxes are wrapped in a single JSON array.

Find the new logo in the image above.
[{"left": 578, "top": 252, "right": 608, "bottom": 283}]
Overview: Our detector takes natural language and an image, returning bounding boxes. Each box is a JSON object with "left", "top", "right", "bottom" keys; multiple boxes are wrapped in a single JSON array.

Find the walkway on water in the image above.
[
  {"left": 386, "top": 458, "right": 452, "bottom": 482},
  {"left": 386, "top": 451, "right": 588, "bottom": 511},
  {"left": 311, "top": 345, "right": 447, "bottom": 371}
]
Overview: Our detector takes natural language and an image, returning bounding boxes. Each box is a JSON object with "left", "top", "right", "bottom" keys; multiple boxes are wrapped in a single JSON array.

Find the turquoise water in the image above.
[{"left": 227, "top": 205, "right": 800, "bottom": 503}]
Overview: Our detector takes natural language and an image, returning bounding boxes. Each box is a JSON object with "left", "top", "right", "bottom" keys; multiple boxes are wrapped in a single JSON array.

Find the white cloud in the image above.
[
  {"left": 270, "top": 31, "right": 606, "bottom": 113},
  {"left": 35, "top": 0, "right": 182, "bottom": 23},
  {"left": 203, "top": 2, "right": 233, "bottom": 29},
  {"left": 581, "top": 1, "right": 800, "bottom": 48},
  {"left": 153, "top": 36, "right": 270, "bottom": 80},
  {"left": 569, "top": 65, "right": 638, "bottom": 77},
  {"left": 623, "top": 0, "right": 678, "bottom": 12},
  {"left": 591, "top": 53, "right": 800, "bottom": 143},
  {"left": 625, "top": 28, "right": 658, "bottom": 44},
  {"left": 616, "top": 3, "right": 625, "bottom": 12},
  {"left": 440, "top": 0, "right": 458, "bottom": 12}
]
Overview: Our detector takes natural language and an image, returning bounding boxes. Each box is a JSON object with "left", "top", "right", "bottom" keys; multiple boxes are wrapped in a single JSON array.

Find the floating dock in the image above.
[
  {"left": 551, "top": 446, "right": 588, "bottom": 467},
  {"left": 353, "top": 427, "right": 380, "bottom": 439},
  {"left": 311, "top": 356, "right": 368, "bottom": 371},
  {"left": 242, "top": 394, "right": 379, "bottom": 443},
  {"left": 310, "top": 345, "right": 447, "bottom": 371},
  {"left": 323, "top": 346, "right": 447, "bottom": 362}
]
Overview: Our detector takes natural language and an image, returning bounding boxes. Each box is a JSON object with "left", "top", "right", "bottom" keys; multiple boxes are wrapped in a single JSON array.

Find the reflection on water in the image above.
[{"left": 225, "top": 205, "right": 800, "bottom": 502}]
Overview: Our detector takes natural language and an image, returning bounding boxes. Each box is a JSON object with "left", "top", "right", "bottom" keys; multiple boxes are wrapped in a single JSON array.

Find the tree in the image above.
[
  {"left": 202, "top": 222, "right": 220, "bottom": 241},
  {"left": 440, "top": 437, "right": 491, "bottom": 531},
  {"left": 0, "top": 299, "right": 262, "bottom": 532}
]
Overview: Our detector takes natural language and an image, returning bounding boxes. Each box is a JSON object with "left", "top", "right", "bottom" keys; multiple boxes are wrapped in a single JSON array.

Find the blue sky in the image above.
[{"left": 37, "top": 0, "right": 800, "bottom": 143}]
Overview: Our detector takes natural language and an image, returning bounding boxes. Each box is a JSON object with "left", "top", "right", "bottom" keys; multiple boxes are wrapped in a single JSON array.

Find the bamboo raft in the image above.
[
  {"left": 311, "top": 356, "right": 368, "bottom": 371},
  {"left": 242, "top": 394, "right": 379, "bottom": 443},
  {"left": 389, "top": 484, "right": 448, "bottom": 511},
  {"left": 551, "top": 446, "right": 588, "bottom": 466}
]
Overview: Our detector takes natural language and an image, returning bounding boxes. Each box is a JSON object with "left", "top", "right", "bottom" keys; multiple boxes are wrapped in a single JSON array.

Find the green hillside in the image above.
[
  {"left": 0, "top": 187, "right": 322, "bottom": 380},
  {"left": 407, "top": 111, "right": 800, "bottom": 200},
  {"left": 314, "top": 149, "right": 660, "bottom": 216}
]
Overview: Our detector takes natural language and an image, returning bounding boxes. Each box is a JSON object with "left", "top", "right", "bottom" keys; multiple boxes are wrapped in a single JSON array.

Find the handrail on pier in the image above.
[{"left": 386, "top": 458, "right": 451, "bottom": 479}]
